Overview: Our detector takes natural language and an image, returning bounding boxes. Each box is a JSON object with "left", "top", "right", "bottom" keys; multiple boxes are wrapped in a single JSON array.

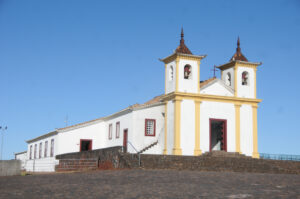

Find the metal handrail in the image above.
[
  {"left": 126, "top": 141, "right": 141, "bottom": 166},
  {"left": 260, "top": 153, "right": 300, "bottom": 162}
]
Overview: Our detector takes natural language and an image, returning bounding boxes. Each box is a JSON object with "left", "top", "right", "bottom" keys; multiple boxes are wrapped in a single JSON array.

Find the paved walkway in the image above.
[{"left": 0, "top": 169, "right": 299, "bottom": 199}]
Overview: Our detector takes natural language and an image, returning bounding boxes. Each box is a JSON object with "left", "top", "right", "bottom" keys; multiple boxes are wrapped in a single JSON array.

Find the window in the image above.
[
  {"left": 34, "top": 144, "right": 37, "bottom": 159},
  {"left": 226, "top": 72, "right": 231, "bottom": 86},
  {"left": 184, "top": 65, "right": 192, "bottom": 79},
  {"left": 39, "top": 142, "right": 42, "bottom": 158},
  {"left": 80, "top": 139, "right": 92, "bottom": 151},
  {"left": 44, "top": 141, "right": 48, "bottom": 158},
  {"left": 108, "top": 124, "right": 112, "bottom": 139},
  {"left": 29, "top": 145, "right": 32, "bottom": 160},
  {"left": 116, "top": 122, "right": 120, "bottom": 138},
  {"left": 50, "top": 139, "right": 54, "bottom": 157},
  {"left": 169, "top": 66, "right": 174, "bottom": 81},
  {"left": 145, "top": 119, "right": 156, "bottom": 136},
  {"left": 242, "top": 71, "right": 249, "bottom": 85}
]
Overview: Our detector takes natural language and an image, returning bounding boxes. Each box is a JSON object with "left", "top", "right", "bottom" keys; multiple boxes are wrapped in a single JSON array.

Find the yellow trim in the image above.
[
  {"left": 234, "top": 65, "right": 238, "bottom": 97},
  {"left": 175, "top": 58, "right": 179, "bottom": 92},
  {"left": 234, "top": 104, "right": 241, "bottom": 153},
  {"left": 172, "top": 98, "right": 182, "bottom": 155},
  {"left": 165, "top": 64, "right": 167, "bottom": 94},
  {"left": 254, "top": 68, "right": 257, "bottom": 98},
  {"left": 194, "top": 100, "right": 202, "bottom": 155},
  {"left": 252, "top": 104, "right": 259, "bottom": 158},
  {"left": 161, "top": 53, "right": 205, "bottom": 64},
  {"left": 163, "top": 102, "right": 168, "bottom": 154},
  {"left": 197, "top": 60, "right": 200, "bottom": 93},
  {"left": 217, "top": 61, "right": 261, "bottom": 71},
  {"left": 163, "top": 92, "right": 262, "bottom": 106}
]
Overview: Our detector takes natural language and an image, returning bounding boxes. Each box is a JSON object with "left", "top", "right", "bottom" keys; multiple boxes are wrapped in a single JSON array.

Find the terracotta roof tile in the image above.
[
  {"left": 230, "top": 37, "right": 248, "bottom": 62},
  {"left": 200, "top": 77, "right": 217, "bottom": 88},
  {"left": 175, "top": 28, "right": 192, "bottom": 55}
]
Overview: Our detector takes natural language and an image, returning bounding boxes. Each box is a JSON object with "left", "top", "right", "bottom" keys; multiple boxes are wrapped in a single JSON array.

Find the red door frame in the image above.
[
  {"left": 123, "top": 129, "right": 128, "bottom": 153},
  {"left": 80, "top": 139, "right": 93, "bottom": 152},
  {"left": 209, "top": 118, "right": 227, "bottom": 152}
]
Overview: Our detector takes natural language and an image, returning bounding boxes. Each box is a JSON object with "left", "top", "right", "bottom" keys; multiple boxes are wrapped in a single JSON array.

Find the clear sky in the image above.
[{"left": 0, "top": 0, "right": 300, "bottom": 159}]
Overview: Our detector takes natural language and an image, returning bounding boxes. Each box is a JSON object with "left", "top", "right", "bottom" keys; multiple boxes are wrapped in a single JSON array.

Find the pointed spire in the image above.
[
  {"left": 180, "top": 27, "right": 184, "bottom": 45},
  {"left": 230, "top": 36, "right": 248, "bottom": 62},
  {"left": 175, "top": 27, "right": 192, "bottom": 55},
  {"left": 236, "top": 36, "right": 241, "bottom": 53}
]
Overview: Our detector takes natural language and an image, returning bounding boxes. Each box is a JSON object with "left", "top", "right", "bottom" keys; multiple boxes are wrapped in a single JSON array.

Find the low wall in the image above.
[
  {"left": 0, "top": 160, "right": 21, "bottom": 176},
  {"left": 55, "top": 146, "right": 128, "bottom": 172}
]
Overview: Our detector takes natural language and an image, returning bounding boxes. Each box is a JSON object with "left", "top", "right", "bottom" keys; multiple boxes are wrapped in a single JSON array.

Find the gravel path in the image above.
[{"left": 0, "top": 169, "right": 299, "bottom": 199}]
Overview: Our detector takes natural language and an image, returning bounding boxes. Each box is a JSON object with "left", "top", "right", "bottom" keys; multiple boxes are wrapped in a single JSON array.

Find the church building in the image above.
[{"left": 22, "top": 30, "right": 262, "bottom": 172}]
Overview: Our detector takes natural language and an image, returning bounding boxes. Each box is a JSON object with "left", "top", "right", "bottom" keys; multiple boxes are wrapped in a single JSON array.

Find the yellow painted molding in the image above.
[
  {"left": 194, "top": 100, "right": 202, "bottom": 156},
  {"left": 165, "top": 64, "right": 167, "bottom": 94},
  {"left": 217, "top": 61, "right": 261, "bottom": 71},
  {"left": 163, "top": 102, "right": 168, "bottom": 155},
  {"left": 162, "top": 92, "right": 262, "bottom": 106},
  {"left": 172, "top": 98, "right": 182, "bottom": 155},
  {"left": 161, "top": 53, "right": 205, "bottom": 64},
  {"left": 175, "top": 58, "right": 179, "bottom": 92},
  {"left": 254, "top": 68, "right": 257, "bottom": 99},
  {"left": 252, "top": 105, "right": 259, "bottom": 158},
  {"left": 234, "top": 104, "right": 241, "bottom": 153},
  {"left": 197, "top": 60, "right": 200, "bottom": 93},
  {"left": 234, "top": 65, "right": 238, "bottom": 97}
]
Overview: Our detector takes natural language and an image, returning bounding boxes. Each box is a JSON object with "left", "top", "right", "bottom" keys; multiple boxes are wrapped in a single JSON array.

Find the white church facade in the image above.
[{"left": 22, "top": 30, "right": 262, "bottom": 172}]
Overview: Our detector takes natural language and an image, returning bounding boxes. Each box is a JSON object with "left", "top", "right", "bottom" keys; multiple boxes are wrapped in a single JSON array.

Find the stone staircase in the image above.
[{"left": 138, "top": 140, "right": 159, "bottom": 154}]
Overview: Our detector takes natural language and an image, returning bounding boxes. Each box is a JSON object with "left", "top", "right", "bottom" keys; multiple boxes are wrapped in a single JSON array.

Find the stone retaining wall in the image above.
[
  {"left": 55, "top": 146, "right": 129, "bottom": 172},
  {"left": 56, "top": 149, "right": 300, "bottom": 174},
  {"left": 0, "top": 160, "right": 21, "bottom": 176}
]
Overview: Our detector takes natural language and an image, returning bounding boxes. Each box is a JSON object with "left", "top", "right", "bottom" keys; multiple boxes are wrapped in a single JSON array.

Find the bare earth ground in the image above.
[{"left": 0, "top": 169, "right": 299, "bottom": 199}]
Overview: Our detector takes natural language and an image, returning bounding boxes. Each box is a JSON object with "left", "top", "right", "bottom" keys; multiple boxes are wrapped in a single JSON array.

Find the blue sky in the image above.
[{"left": 0, "top": 0, "right": 299, "bottom": 159}]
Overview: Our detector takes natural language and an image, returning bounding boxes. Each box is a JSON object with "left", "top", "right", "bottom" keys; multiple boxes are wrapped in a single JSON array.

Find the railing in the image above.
[
  {"left": 260, "top": 153, "right": 300, "bottom": 162},
  {"left": 126, "top": 141, "right": 141, "bottom": 166}
]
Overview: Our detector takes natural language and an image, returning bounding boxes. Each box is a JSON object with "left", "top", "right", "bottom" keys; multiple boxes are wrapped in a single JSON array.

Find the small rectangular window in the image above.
[
  {"left": 29, "top": 145, "right": 32, "bottom": 160},
  {"left": 44, "top": 141, "right": 48, "bottom": 158},
  {"left": 34, "top": 144, "right": 37, "bottom": 159},
  {"left": 116, "top": 122, "right": 120, "bottom": 138},
  {"left": 108, "top": 124, "right": 112, "bottom": 140},
  {"left": 50, "top": 139, "right": 54, "bottom": 157},
  {"left": 145, "top": 119, "right": 156, "bottom": 136},
  {"left": 39, "top": 142, "right": 42, "bottom": 158}
]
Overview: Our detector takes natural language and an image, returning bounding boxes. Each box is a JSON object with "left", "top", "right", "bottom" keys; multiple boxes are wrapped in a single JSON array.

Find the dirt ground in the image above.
[{"left": 0, "top": 169, "right": 299, "bottom": 199}]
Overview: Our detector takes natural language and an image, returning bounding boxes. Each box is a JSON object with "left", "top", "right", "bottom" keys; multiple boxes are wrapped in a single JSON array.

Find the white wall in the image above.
[
  {"left": 131, "top": 104, "right": 164, "bottom": 154},
  {"left": 237, "top": 66, "right": 255, "bottom": 98},
  {"left": 178, "top": 59, "right": 199, "bottom": 93},
  {"left": 180, "top": 99, "right": 195, "bottom": 155},
  {"left": 240, "top": 104, "right": 253, "bottom": 156},
  {"left": 166, "top": 61, "right": 176, "bottom": 94},
  {"left": 200, "top": 81, "right": 233, "bottom": 96},
  {"left": 57, "top": 122, "right": 105, "bottom": 155},
  {"left": 199, "top": 101, "right": 235, "bottom": 153}
]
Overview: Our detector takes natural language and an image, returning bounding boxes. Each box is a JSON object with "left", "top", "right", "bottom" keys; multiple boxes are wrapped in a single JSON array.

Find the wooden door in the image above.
[{"left": 123, "top": 129, "right": 128, "bottom": 153}]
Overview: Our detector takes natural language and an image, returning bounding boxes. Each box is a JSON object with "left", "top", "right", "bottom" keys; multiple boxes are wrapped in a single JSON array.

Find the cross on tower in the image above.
[{"left": 211, "top": 65, "right": 218, "bottom": 78}]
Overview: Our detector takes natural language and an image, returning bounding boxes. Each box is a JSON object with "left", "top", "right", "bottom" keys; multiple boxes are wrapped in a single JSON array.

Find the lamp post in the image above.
[{"left": 0, "top": 126, "right": 8, "bottom": 160}]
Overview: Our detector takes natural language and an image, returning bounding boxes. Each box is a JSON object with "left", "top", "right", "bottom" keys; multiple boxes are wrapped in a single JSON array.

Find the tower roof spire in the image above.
[
  {"left": 175, "top": 27, "right": 192, "bottom": 55},
  {"left": 230, "top": 36, "right": 248, "bottom": 62}
]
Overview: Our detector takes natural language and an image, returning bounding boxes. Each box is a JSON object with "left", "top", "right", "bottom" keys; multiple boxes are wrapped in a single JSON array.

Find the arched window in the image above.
[
  {"left": 242, "top": 71, "right": 249, "bottom": 85},
  {"left": 226, "top": 72, "right": 231, "bottom": 86},
  {"left": 184, "top": 65, "right": 192, "bottom": 79},
  {"left": 169, "top": 66, "right": 173, "bottom": 81}
]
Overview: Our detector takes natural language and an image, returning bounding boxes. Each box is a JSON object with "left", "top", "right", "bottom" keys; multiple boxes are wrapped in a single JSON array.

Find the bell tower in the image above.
[
  {"left": 218, "top": 37, "right": 262, "bottom": 98},
  {"left": 161, "top": 28, "right": 206, "bottom": 94}
]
